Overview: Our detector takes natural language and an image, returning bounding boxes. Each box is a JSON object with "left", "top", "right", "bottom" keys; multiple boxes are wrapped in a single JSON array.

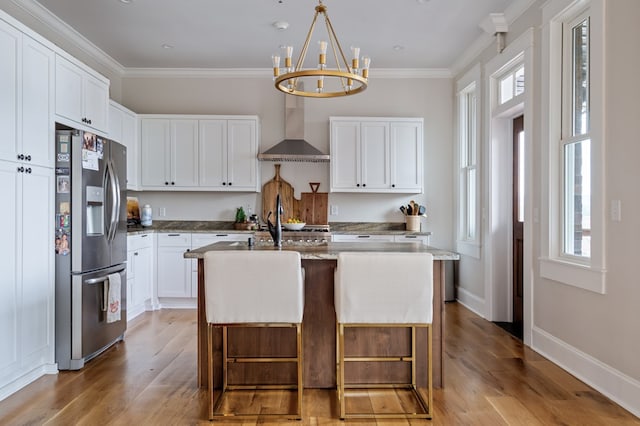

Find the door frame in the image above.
[{"left": 483, "top": 28, "right": 534, "bottom": 346}]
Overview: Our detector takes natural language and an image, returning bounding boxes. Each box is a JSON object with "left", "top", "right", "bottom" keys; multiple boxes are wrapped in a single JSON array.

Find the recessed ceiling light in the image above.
[
  {"left": 162, "top": 44, "right": 174, "bottom": 49},
  {"left": 416, "top": 0, "right": 430, "bottom": 4},
  {"left": 119, "top": 0, "right": 133, "bottom": 4},
  {"left": 393, "top": 45, "right": 405, "bottom": 51},
  {"left": 273, "top": 21, "right": 289, "bottom": 30}
]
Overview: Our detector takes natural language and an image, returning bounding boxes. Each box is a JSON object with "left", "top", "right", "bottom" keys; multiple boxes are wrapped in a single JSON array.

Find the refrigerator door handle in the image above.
[
  {"left": 111, "top": 159, "right": 122, "bottom": 241},
  {"left": 84, "top": 276, "right": 108, "bottom": 285},
  {"left": 106, "top": 159, "right": 119, "bottom": 242}
]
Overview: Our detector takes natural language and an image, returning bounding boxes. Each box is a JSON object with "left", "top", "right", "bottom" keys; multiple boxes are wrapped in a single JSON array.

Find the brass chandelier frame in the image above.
[{"left": 273, "top": 1, "right": 368, "bottom": 98}]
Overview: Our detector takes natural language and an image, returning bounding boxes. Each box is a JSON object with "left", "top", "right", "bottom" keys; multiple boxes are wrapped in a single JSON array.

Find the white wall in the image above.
[
  {"left": 122, "top": 76, "right": 455, "bottom": 249},
  {"left": 454, "top": 0, "right": 640, "bottom": 417}
]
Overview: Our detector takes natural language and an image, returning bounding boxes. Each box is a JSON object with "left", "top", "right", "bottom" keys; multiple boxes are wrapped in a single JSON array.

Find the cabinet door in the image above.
[
  {"left": 198, "top": 119, "right": 226, "bottom": 188},
  {"left": 0, "top": 21, "right": 19, "bottom": 163},
  {"left": 108, "top": 103, "right": 123, "bottom": 142},
  {"left": 135, "top": 245, "right": 153, "bottom": 305},
  {"left": 22, "top": 36, "right": 54, "bottom": 168},
  {"left": 390, "top": 121, "right": 423, "bottom": 192},
  {"left": 330, "top": 120, "right": 360, "bottom": 190},
  {"left": 360, "top": 121, "right": 389, "bottom": 190},
  {"left": 54, "top": 56, "right": 83, "bottom": 124},
  {"left": 170, "top": 119, "right": 198, "bottom": 187},
  {"left": 140, "top": 119, "right": 170, "bottom": 187},
  {"left": 20, "top": 165, "right": 54, "bottom": 365},
  {"left": 0, "top": 161, "right": 20, "bottom": 378},
  {"left": 226, "top": 119, "right": 258, "bottom": 191},
  {"left": 121, "top": 110, "right": 138, "bottom": 189},
  {"left": 157, "top": 245, "right": 192, "bottom": 298},
  {"left": 82, "top": 73, "right": 108, "bottom": 133}
]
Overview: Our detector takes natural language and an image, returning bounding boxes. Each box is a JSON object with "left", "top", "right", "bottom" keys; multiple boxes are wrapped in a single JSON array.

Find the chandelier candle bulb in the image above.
[
  {"left": 317, "top": 75, "right": 324, "bottom": 93},
  {"left": 272, "top": 55, "right": 280, "bottom": 79},
  {"left": 318, "top": 40, "right": 327, "bottom": 68},
  {"left": 284, "top": 46, "right": 293, "bottom": 71},
  {"left": 362, "top": 56, "right": 371, "bottom": 78},
  {"left": 351, "top": 46, "right": 360, "bottom": 71}
]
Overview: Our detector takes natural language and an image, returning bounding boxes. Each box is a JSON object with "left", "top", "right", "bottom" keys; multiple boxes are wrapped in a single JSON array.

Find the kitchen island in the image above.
[{"left": 185, "top": 241, "right": 458, "bottom": 390}]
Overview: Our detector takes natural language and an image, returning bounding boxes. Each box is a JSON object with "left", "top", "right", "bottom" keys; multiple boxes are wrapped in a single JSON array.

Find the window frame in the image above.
[
  {"left": 456, "top": 64, "right": 482, "bottom": 258},
  {"left": 540, "top": 0, "right": 606, "bottom": 294}
]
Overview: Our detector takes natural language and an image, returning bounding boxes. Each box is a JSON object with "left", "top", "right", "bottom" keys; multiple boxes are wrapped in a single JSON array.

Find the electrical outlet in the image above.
[
  {"left": 611, "top": 200, "right": 621, "bottom": 222},
  {"left": 157, "top": 207, "right": 167, "bottom": 217},
  {"left": 330, "top": 205, "right": 339, "bottom": 215}
]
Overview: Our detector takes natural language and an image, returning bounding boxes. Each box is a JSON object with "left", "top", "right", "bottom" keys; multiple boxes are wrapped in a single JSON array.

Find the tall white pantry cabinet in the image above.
[{"left": 0, "top": 16, "right": 56, "bottom": 400}]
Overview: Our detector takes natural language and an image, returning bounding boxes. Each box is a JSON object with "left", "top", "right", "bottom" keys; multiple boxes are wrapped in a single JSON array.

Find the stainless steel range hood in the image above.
[{"left": 258, "top": 91, "right": 330, "bottom": 163}]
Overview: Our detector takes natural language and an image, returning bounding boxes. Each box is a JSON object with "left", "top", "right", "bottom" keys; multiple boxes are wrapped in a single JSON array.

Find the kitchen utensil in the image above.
[
  {"left": 419, "top": 205, "right": 426, "bottom": 216},
  {"left": 300, "top": 182, "right": 328, "bottom": 225},
  {"left": 400, "top": 206, "right": 406, "bottom": 215},
  {"left": 262, "top": 164, "right": 298, "bottom": 223},
  {"left": 407, "top": 205, "right": 413, "bottom": 215},
  {"left": 410, "top": 200, "right": 416, "bottom": 214}
]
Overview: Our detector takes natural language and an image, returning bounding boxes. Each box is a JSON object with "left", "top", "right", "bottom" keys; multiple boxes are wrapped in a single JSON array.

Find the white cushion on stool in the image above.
[
  {"left": 335, "top": 252, "right": 433, "bottom": 324},
  {"left": 204, "top": 251, "right": 304, "bottom": 324}
]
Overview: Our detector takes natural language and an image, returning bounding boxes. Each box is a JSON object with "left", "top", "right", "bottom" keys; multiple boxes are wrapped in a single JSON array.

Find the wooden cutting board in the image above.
[
  {"left": 300, "top": 182, "right": 328, "bottom": 225},
  {"left": 261, "top": 164, "right": 299, "bottom": 223}
]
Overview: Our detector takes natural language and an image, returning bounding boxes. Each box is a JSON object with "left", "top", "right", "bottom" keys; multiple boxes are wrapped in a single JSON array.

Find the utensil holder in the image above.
[{"left": 406, "top": 215, "right": 420, "bottom": 232}]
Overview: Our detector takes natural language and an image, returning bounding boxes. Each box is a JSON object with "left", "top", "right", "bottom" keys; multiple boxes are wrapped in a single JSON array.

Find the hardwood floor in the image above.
[{"left": 1, "top": 304, "right": 638, "bottom": 425}]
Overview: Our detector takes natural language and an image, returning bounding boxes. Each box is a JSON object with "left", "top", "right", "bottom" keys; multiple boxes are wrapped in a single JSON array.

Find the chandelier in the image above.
[{"left": 271, "top": 0, "right": 370, "bottom": 98}]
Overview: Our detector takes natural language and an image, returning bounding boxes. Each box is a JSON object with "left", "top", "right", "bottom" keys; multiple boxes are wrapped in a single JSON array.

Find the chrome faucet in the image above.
[{"left": 266, "top": 193, "right": 283, "bottom": 247}]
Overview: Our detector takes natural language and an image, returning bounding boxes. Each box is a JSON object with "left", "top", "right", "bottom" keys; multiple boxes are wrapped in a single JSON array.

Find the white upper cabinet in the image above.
[
  {"left": 140, "top": 118, "right": 198, "bottom": 188},
  {"left": 0, "top": 20, "right": 54, "bottom": 167},
  {"left": 109, "top": 101, "right": 139, "bottom": 190},
  {"left": 141, "top": 115, "right": 259, "bottom": 191},
  {"left": 199, "top": 118, "right": 259, "bottom": 191},
  {"left": 55, "top": 54, "right": 109, "bottom": 134},
  {"left": 330, "top": 117, "right": 423, "bottom": 193}
]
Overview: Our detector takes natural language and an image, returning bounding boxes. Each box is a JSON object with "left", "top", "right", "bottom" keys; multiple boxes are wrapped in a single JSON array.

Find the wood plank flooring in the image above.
[{"left": 1, "top": 303, "right": 638, "bottom": 425}]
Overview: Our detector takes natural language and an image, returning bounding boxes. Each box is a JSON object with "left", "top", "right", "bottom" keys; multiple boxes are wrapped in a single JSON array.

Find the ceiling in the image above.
[{"left": 30, "top": 0, "right": 523, "bottom": 71}]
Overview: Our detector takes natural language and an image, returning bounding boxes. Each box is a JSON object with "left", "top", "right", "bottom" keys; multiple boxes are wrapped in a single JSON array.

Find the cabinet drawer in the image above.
[
  {"left": 128, "top": 233, "right": 153, "bottom": 250},
  {"left": 394, "top": 234, "right": 430, "bottom": 245},
  {"left": 157, "top": 233, "right": 191, "bottom": 246},
  {"left": 332, "top": 234, "right": 394, "bottom": 242}
]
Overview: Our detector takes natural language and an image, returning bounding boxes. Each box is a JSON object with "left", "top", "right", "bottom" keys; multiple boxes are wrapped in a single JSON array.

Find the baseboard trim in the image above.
[
  {"left": 0, "top": 364, "right": 58, "bottom": 402},
  {"left": 455, "top": 286, "right": 486, "bottom": 318},
  {"left": 158, "top": 298, "right": 197, "bottom": 309},
  {"left": 532, "top": 326, "right": 640, "bottom": 418}
]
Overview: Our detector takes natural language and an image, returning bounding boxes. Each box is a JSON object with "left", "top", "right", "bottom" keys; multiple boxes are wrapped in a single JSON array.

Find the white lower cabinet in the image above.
[
  {"left": 156, "top": 233, "right": 192, "bottom": 299},
  {"left": 332, "top": 234, "right": 395, "bottom": 242},
  {"left": 126, "top": 233, "right": 153, "bottom": 321},
  {"left": 0, "top": 160, "right": 55, "bottom": 398},
  {"left": 394, "top": 234, "right": 431, "bottom": 246}
]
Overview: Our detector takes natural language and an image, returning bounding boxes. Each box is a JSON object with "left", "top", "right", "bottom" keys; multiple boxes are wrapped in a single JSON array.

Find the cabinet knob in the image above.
[
  {"left": 222, "top": 182, "right": 226, "bottom": 186},
  {"left": 228, "top": 182, "right": 232, "bottom": 186},
  {"left": 165, "top": 182, "right": 169, "bottom": 185},
  {"left": 25, "top": 155, "right": 31, "bottom": 161},
  {"left": 392, "top": 184, "right": 395, "bottom": 188},
  {"left": 17, "top": 166, "right": 24, "bottom": 173},
  {"left": 88, "top": 119, "right": 92, "bottom": 125},
  {"left": 17, "top": 154, "right": 24, "bottom": 160},
  {"left": 25, "top": 168, "right": 32, "bottom": 174},
  {"left": 171, "top": 182, "right": 175, "bottom": 185},
  {"left": 134, "top": 252, "right": 139, "bottom": 256},
  {"left": 362, "top": 183, "right": 366, "bottom": 187},
  {"left": 356, "top": 183, "right": 360, "bottom": 187}
]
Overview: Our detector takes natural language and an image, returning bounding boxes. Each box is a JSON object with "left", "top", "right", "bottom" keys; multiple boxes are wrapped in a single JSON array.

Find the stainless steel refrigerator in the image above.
[{"left": 54, "top": 128, "right": 127, "bottom": 370}]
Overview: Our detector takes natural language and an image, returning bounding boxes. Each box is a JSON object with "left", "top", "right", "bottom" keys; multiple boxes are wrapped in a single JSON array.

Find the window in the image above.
[
  {"left": 541, "top": 0, "right": 605, "bottom": 293},
  {"left": 458, "top": 80, "right": 480, "bottom": 251},
  {"left": 562, "top": 12, "right": 590, "bottom": 259},
  {"left": 499, "top": 64, "right": 525, "bottom": 105}
]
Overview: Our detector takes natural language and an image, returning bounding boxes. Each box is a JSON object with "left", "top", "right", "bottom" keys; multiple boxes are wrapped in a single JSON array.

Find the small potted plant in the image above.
[{"left": 234, "top": 207, "right": 255, "bottom": 230}]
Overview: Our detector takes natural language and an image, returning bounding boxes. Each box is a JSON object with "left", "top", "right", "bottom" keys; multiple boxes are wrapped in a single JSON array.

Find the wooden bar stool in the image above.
[
  {"left": 335, "top": 252, "right": 434, "bottom": 420},
  {"left": 204, "top": 250, "right": 304, "bottom": 421}
]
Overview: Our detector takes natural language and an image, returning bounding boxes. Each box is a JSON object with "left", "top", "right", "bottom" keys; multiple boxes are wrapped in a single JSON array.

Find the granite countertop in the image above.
[
  {"left": 128, "top": 221, "right": 431, "bottom": 236},
  {"left": 185, "top": 241, "right": 459, "bottom": 261}
]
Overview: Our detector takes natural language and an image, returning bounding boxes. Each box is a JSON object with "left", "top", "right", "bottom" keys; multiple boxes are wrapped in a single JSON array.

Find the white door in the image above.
[
  {"left": 20, "top": 165, "right": 54, "bottom": 364},
  {"left": 330, "top": 120, "right": 360, "bottom": 190},
  {"left": 0, "top": 21, "right": 19, "bottom": 163},
  {"left": 226, "top": 119, "right": 257, "bottom": 190},
  {"left": 170, "top": 119, "right": 198, "bottom": 187},
  {"left": 198, "top": 119, "right": 226, "bottom": 188},
  {"left": 141, "top": 119, "right": 170, "bottom": 187},
  {"left": 22, "top": 35, "right": 54, "bottom": 168},
  {"left": 390, "top": 121, "right": 422, "bottom": 191},
  {"left": 360, "top": 121, "right": 389, "bottom": 190},
  {"left": 157, "top": 245, "right": 192, "bottom": 298}
]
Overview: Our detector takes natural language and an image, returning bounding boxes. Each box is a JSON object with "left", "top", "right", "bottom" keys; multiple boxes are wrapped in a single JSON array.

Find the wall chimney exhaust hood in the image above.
[{"left": 258, "top": 92, "right": 329, "bottom": 163}]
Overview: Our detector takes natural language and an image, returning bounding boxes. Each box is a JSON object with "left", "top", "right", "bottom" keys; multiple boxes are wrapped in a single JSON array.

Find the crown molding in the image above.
[
  {"left": 122, "top": 67, "right": 452, "bottom": 79},
  {"left": 10, "top": 0, "right": 125, "bottom": 75}
]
